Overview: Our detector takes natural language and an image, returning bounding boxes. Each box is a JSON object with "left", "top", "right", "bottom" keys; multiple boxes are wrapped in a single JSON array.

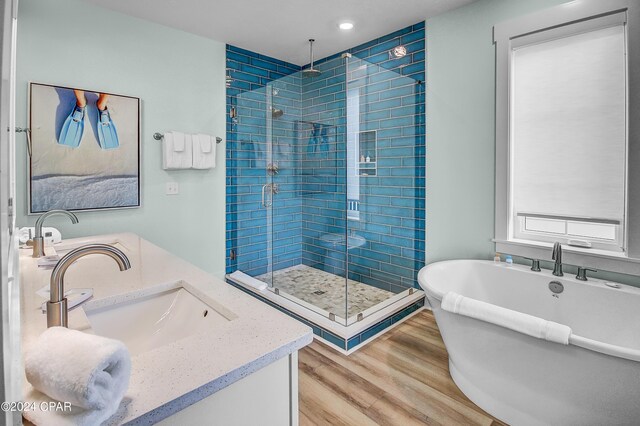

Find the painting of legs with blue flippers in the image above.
[
  {"left": 29, "top": 83, "right": 140, "bottom": 213},
  {"left": 97, "top": 107, "right": 119, "bottom": 149},
  {"left": 58, "top": 94, "right": 86, "bottom": 148},
  {"left": 96, "top": 93, "right": 119, "bottom": 149}
]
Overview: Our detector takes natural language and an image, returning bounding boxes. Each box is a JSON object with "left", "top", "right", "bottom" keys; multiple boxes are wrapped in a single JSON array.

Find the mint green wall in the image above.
[
  {"left": 425, "top": 0, "right": 569, "bottom": 263},
  {"left": 16, "top": 0, "right": 227, "bottom": 277},
  {"left": 426, "top": 0, "right": 640, "bottom": 287}
]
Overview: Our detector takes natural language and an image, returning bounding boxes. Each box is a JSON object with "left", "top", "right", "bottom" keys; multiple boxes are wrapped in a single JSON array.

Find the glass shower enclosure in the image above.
[{"left": 229, "top": 52, "right": 424, "bottom": 326}]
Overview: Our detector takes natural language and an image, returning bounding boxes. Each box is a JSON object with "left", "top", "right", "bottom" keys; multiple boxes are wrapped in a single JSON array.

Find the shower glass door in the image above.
[
  {"left": 265, "top": 55, "right": 349, "bottom": 325},
  {"left": 229, "top": 84, "right": 275, "bottom": 287},
  {"left": 344, "top": 54, "right": 424, "bottom": 324},
  {"left": 235, "top": 49, "right": 424, "bottom": 328}
]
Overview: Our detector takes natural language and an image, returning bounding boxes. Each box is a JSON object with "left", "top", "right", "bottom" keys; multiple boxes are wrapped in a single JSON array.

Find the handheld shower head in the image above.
[{"left": 271, "top": 107, "right": 284, "bottom": 118}]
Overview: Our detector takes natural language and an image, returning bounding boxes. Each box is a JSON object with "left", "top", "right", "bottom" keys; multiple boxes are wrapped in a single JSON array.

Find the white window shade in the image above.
[{"left": 511, "top": 23, "right": 627, "bottom": 223}]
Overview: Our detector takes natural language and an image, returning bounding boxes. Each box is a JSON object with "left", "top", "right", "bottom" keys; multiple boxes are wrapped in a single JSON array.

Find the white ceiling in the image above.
[{"left": 80, "top": 0, "right": 476, "bottom": 65}]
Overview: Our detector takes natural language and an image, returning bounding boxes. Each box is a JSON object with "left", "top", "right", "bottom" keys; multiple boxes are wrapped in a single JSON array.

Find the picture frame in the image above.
[{"left": 28, "top": 82, "right": 141, "bottom": 214}]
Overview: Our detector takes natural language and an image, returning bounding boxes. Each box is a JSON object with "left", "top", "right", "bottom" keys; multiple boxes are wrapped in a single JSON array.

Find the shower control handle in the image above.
[{"left": 267, "top": 163, "right": 279, "bottom": 175}]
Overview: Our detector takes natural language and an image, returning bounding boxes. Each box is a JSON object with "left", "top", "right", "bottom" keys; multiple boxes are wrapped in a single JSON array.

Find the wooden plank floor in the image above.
[{"left": 299, "top": 309, "right": 506, "bottom": 426}]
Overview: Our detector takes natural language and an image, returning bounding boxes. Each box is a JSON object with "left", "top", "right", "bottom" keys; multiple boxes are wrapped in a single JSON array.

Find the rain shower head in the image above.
[
  {"left": 303, "top": 39, "right": 322, "bottom": 78},
  {"left": 302, "top": 68, "right": 322, "bottom": 78}
]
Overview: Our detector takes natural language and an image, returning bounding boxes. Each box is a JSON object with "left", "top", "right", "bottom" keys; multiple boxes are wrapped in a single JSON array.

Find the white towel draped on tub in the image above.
[
  {"left": 192, "top": 133, "right": 216, "bottom": 169},
  {"left": 23, "top": 327, "right": 131, "bottom": 426},
  {"left": 162, "top": 131, "right": 193, "bottom": 169},
  {"left": 441, "top": 292, "right": 572, "bottom": 345}
]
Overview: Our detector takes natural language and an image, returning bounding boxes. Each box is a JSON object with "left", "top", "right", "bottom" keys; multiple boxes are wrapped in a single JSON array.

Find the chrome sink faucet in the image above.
[
  {"left": 47, "top": 244, "right": 131, "bottom": 328},
  {"left": 32, "top": 209, "right": 79, "bottom": 258},
  {"left": 552, "top": 242, "right": 563, "bottom": 277}
]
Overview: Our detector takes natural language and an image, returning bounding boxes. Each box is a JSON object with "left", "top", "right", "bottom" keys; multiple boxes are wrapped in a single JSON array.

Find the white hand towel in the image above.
[
  {"left": 228, "top": 270, "right": 267, "bottom": 291},
  {"left": 184, "top": 133, "right": 193, "bottom": 162},
  {"left": 162, "top": 131, "right": 193, "bottom": 169},
  {"left": 24, "top": 327, "right": 131, "bottom": 414},
  {"left": 172, "top": 131, "right": 185, "bottom": 152},
  {"left": 162, "top": 132, "right": 173, "bottom": 169},
  {"left": 192, "top": 133, "right": 216, "bottom": 169},
  {"left": 441, "top": 292, "right": 572, "bottom": 345},
  {"left": 198, "top": 134, "right": 212, "bottom": 153}
]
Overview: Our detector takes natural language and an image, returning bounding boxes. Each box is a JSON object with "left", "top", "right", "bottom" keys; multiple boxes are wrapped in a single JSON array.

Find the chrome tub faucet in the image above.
[
  {"left": 47, "top": 244, "right": 131, "bottom": 328},
  {"left": 32, "top": 209, "right": 79, "bottom": 258},
  {"left": 552, "top": 242, "right": 563, "bottom": 277}
]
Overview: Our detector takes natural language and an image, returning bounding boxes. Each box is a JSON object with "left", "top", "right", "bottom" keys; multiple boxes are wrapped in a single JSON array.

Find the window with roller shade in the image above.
[{"left": 509, "top": 15, "right": 627, "bottom": 252}]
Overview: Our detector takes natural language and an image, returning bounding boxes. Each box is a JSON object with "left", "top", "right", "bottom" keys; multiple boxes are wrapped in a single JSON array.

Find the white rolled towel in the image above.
[
  {"left": 25, "top": 327, "right": 131, "bottom": 411},
  {"left": 228, "top": 270, "right": 267, "bottom": 291},
  {"left": 441, "top": 292, "right": 572, "bottom": 345}
]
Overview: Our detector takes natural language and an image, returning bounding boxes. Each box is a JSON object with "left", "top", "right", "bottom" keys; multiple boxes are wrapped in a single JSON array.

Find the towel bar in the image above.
[
  {"left": 154, "top": 132, "right": 222, "bottom": 144},
  {"left": 16, "top": 127, "right": 32, "bottom": 157}
]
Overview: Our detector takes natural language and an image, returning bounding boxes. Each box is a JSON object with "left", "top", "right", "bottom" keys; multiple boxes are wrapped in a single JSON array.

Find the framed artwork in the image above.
[{"left": 28, "top": 82, "right": 141, "bottom": 213}]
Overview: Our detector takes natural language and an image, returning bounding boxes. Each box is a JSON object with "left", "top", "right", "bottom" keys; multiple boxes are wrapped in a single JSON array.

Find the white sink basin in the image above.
[{"left": 82, "top": 282, "right": 234, "bottom": 356}]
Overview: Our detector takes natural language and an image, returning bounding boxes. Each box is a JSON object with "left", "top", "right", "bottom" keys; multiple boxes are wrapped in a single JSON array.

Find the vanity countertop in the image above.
[{"left": 19, "top": 233, "right": 313, "bottom": 424}]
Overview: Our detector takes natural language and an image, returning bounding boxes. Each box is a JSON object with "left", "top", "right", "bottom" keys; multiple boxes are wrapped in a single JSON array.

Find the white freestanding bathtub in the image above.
[{"left": 418, "top": 260, "right": 640, "bottom": 426}]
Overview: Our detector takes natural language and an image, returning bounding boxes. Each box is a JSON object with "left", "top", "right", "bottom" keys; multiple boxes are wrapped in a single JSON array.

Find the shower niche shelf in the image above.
[{"left": 358, "top": 130, "right": 377, "bottom": 177}]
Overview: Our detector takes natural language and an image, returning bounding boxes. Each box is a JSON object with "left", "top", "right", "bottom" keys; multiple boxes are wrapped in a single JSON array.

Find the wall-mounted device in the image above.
[{"left": 19, "top": 226, "right": 62, "bottom": 245}]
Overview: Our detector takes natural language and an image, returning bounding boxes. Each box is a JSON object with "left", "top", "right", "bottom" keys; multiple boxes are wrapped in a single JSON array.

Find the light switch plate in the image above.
[{"left": 166, "top": 182, "right": 179, "bottom": 195}]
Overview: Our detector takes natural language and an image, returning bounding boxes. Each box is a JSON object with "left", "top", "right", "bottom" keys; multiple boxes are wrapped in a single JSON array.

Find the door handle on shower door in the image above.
[
  {"left": 261, "top": 184, "right": 269, "bottom": 208},
  {"left": 261, "top": 183, "right": 278, "bottom": 208},
  {"left": 262, "top": 184, "right": 273, "bottom": 208}
]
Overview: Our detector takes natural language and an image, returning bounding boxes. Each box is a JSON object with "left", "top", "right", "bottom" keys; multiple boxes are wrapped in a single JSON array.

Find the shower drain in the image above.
[{"left": 312, "top": 290, "right": 326, "bottom": 295}]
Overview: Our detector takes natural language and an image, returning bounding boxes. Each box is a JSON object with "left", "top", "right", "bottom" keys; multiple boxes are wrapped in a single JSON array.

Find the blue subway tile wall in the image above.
[
  {"left": 346, "top": 298, "right": 425, "bottom": 350},
  {"left": 226, "top": 45, "right": 302, "bottom": 276},
  {"left": 301, "top": 23, "right": 426, "bottom": 293},
  {"left": 227, "top": 22, "right": 425, "bottom": 297},
  {"left": 300, "top": 55, "right": 348, "bottom": 277}
]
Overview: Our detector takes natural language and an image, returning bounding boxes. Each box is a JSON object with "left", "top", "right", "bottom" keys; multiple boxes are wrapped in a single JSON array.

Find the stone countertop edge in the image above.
[
  {"left": 122, "top": 333, "right": 312, "bottom": 425},
  {"left": 19, "top": 232, "right": 314, "bottom": 425}
]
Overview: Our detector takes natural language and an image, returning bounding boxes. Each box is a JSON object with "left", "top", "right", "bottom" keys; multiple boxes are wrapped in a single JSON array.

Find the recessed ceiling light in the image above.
[{"left": 339, "top": 22, "right": 354, "bottom": 30}]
